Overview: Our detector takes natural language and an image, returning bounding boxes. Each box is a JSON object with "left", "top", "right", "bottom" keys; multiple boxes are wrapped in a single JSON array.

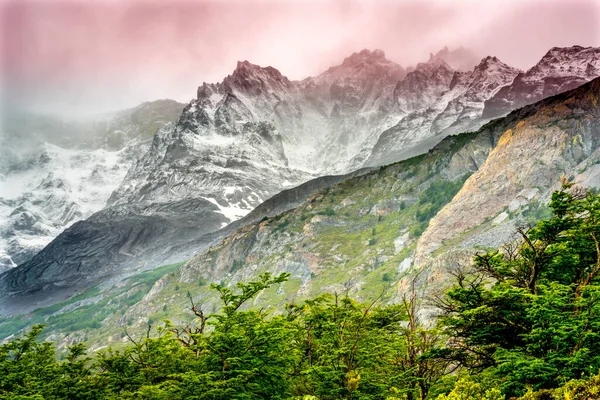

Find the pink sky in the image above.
[{"left": 1, "top": 0, "right": 599, "bottom": 117}]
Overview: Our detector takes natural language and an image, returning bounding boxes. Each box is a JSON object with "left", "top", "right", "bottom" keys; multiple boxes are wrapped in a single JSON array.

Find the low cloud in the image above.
[{"left": 1, "top": 0, "right": 598, "bottom": 117}]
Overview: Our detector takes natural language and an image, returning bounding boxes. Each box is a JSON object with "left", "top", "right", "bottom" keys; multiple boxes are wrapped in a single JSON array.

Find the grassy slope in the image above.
[
  {"left": 0, "top": 262, "right": 184, "bottom": 351},
  {"left": 110, "top": 133, "right": 484, "bottom": 344}
]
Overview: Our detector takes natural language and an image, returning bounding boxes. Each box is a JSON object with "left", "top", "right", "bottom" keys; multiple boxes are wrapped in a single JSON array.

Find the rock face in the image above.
[
  {"left": 0, "top": 100, "right": 185, "bottom": 271},
  {"left": 0, "top": 49, "right": 403, "bottom": 301},
  {"left": 366, "top": 55, "right": 522, "bottom": 166},
  {"left": 2, "top": 46, "right": 600, "bottom": 308},
  {"left": 483, "top": 46, "right": 600, "bottom": 119},
  {"left": 0, "top": 167, "right": 370, "bottom": 314},
  {"left": 181, "top": 49, "right": 407, "bottom": 174},
  {"left": 416, "top": 80, "right": 600, "bottom": 262}
]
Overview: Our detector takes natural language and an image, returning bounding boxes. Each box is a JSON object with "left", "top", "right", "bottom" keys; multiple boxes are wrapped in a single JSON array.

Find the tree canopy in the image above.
[{"left": 2, "top": 183, "right": 600, "bottom": 399}]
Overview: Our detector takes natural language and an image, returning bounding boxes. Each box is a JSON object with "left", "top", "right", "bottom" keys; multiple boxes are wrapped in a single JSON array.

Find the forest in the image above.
[{"left": 1, "top": 182, "right": 600, "bottom": 399}]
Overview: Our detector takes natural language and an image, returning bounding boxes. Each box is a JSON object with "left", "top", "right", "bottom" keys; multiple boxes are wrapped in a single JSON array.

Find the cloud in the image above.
[{"left": 1, "top": 0, "right": 598, "bottom": 117}]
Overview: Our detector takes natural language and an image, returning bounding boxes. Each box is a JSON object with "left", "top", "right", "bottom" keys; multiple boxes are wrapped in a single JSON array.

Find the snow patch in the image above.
[{"left": 201, "top": 197, "right": 251, "bottom": 222}]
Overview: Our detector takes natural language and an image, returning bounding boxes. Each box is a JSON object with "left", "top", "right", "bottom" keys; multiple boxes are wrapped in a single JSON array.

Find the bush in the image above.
[
  {"left": 318, "top": 207, "right": 336, "bottom": 216},
  {"left": 436, "top": 378, "right": 503, "bottom": 400}
]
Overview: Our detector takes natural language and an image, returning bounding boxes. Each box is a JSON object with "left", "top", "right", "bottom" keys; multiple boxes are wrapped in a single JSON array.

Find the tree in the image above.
[
  {"left": 435, "top": 183, "right": 600, "bottom": 397},
  {"left": 285, "top": 291, "right": 408, "bottom": 399}
]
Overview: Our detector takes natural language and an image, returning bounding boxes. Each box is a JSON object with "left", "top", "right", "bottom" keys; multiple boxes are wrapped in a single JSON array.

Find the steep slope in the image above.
[
  {"left": 369, "top": 46, "right": 600, "bottom": 167},
  {"left": 183, "top": 49, "right": 407, "bottom": 173},
  {"left": 0, "top": 162, "right": 371, "bottom": 315},
  {"left": 301, "top": 49, "right": 407, "bottom": 171},
  {"left": 0, "top": 100, "right": 185, "bottom": 271},
  {"left": 0, "top": 50, "right": 403, "bottom": 302},
  {"left": 416, "top": 80, "right": 600, "bottom": 262}
]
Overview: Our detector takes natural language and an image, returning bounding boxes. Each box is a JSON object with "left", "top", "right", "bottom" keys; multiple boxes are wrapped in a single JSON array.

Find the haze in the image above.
[{"left": 1, "top": 0, "right": 599, "bottom": 118}]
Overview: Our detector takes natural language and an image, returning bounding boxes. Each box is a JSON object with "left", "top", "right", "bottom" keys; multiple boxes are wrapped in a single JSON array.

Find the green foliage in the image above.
[
  {"left": 0, "top": 325, "right": 100, "bottom": 399},
  {"left": 0, "top": 262, "right": 185, "bottom": 342},
  {"left": 436, "top": 377, "right": 503, "bottom": 400},
  {"left": 410, "top": 175, "right": 470, "bottom": 238},
  {"left": 418, "top": 176, "right": 469, "bottom": 214},
  {"left": 274, "top": 219, "right": 290, "bottom": 233},
  {"left": 231, "top": 258, "right": 245, "bottom": 272},
  {"left": 0, "top": 272, "right": 448, "bottom": 399},
  {"left": 286, "top": 294, "right": 407, "bottom": 399},
  {"left": 5, "top": 186, "right": 600, "bottom": 400},
  {"left": 410, "top": 221, "right": 428, "bottom": 239},
  {"left": 318, "top": 208, "right": 336, "bottom": 216},
  {"left": 436, "top": 184, "right": 600, "bottom": 397}
]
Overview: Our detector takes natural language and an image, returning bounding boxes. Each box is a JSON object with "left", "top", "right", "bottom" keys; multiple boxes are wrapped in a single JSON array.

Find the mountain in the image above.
[
  {"left": 365, "top": 55, "right": 522, "bottom": 166},
  {"left": 0, "top": 100, "right": 185, "bottom": 271},
  {"left": 483, "top": 45, "right": 600, "bottom": 119},
  {"left": 2, "top": 45, "right": 599, "bottom": 313},
  {"left": 0, "top": 167, "right": 371, "bottom": 315},
  {"left": 6, "top": 75, "right": 599, "bottom": 349},
  {"left": 368, "top": 46, "right": 600, "bottom": 167},
  {"left": 0, "top": 50, "right": 404, "bottom": 303},
  {"left": 115, "top": 77, "right": 600, "bottom": 336}
]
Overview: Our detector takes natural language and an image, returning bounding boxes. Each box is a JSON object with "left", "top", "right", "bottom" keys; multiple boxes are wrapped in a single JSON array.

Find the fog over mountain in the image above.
[{"left": 1, "top": 0, "right": 599, "bottom": 117}]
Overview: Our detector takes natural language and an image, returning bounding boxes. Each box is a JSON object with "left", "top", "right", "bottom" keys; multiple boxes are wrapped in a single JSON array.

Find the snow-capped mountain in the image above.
[
  {"left": 106, "top": 49, "right": 406, "bottom": 228},
  {"left": 365, "top": 54, "right": 522, "bottom": 165},
  {"left": 2, "top": 45, "right": 600, "bottom": 306},
  {"left": 483, "top": 45, "right": 600, "bottom": 118},
  {"left": 174, "top": 49, "right": 406, "bottom": 174},
  {"left": 0, "top": 100, "right": 185, "bottom": 271},
  {"left": 0, "top": 142, "right": 136, "bottom": 271}
]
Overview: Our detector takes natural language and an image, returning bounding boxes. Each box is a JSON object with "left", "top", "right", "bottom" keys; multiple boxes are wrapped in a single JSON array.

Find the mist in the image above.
[{"left": 1, "top": 0, "right": 599, "bottom": 118}]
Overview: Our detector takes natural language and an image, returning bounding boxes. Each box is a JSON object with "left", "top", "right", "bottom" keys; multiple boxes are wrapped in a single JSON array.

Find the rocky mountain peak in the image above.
[
  {"left": 471, "top": 55, "right": 521, "bottom": 78},
  {"left": 477, "top": 55, "right": 499, "bottom": 66},
  {"left": 544, "top": 45, "right": 589, "bottom": 59},
  {"left": 308, "top": 49, "right": 405, "bottom": 117},
  {"left": 233, "top": 60, "right": 281, "bottom": 77},
  {"left": 528, "top": 45, "right": 600, "bottom": 78},
  {"left": 421, "top": 53, "right": 453, "bottom": 70},
  {"left": 222, "top": 60, "right": 292, "bottom": 96},
  {"left": 321, "top": 48, "right": 405, "bottom": 83},
  {"left": 392, "top": 57, "right": 455, "bottom": 114},
  {"left": 482, "top": 45, "right": 600, "bottom": 119}
]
